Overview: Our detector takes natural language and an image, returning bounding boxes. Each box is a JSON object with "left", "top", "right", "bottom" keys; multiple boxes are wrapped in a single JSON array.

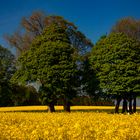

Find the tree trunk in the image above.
[
  {"left": 48, "top": 102, "right": 55, "bottom": 112},
  {"left": 64, "top": 101, "right": 71, "bottom": 112},
  {"left": 129, "top": 97, "right": 132, "bottom": 114},
  {"left": 122, "top": 98, "right": 127, "bottom": 113},
  {"left": 115, "top": 98, "right": 121, "bottom": 113},
  {"left": 133, "top": 96, "right": 136, "bottom": 113}
]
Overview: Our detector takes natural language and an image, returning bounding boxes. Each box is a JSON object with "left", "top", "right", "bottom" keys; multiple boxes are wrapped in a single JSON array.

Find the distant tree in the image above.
[
  {"left": 0, "top": 82, "right": 13, "bottom": 107},
  {"left": 5, "top": 11, "right": 93, "bottom": 57},
  {"left": 11, "top": 24, "right": 77, "bottom": 112},
  {"left": 0, "top": 45, "right": 16, "bottom": 106},
  {"left": 0, "top": 45, "right": 15, "bottom": 82},
  {"left": 111, "top": 17, "right": 140, "bottom": 41},
  {"left": 81, "top": 35, "right": 107, "bottom": 101},
  {"left": 11, "top": 84, "right": 40, "bottom": 106},
  {"left": 90, "top": 33, "right": 140, "bottom": 113},
  {"left": 81, "top": 55, "right": 102, "bottom": 100}
]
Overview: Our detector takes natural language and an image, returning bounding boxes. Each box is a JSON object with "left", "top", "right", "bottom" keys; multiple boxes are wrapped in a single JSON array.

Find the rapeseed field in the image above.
[{"left": 0, "top": 109, "right": 140, "bottom": 139}]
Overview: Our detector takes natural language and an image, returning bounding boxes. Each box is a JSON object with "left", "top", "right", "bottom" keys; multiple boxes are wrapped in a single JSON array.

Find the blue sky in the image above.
[{"left": 0, "top": 0, "right": 140, "bottom": 52}]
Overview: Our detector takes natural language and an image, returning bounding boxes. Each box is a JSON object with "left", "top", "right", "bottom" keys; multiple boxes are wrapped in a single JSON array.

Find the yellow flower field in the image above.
[
  {"left": 0, "top": 106, "right": 116, "bottom": 112},
  {"left": 0, "top": 111, "right": 140, "bottom": 139}
]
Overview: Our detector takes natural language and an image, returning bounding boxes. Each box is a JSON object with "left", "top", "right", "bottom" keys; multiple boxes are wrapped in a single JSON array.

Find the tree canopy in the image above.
[
  {"left": 0, "top": 45, "right": 15, "bottom": 82},
  {"left": 11, "top": 23, "right": 78, "bottom": 112},
  {"left": 4, "top": 11, "right": 140, "bottom": 113},
  {"left": 111, "top": 17, "right": 140, "bottom": 41},
  {"left": 90, "top": 33, "right": 140, "bottom": 112}
]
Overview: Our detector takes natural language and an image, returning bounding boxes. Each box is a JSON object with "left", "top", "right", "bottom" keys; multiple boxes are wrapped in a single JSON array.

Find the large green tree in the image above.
[
  {"left": 90, "top": 33, "right": 140, "bottom": 113},
  {"left": 11, "top": 23, "right": 77, "bottom": 112},
  {"left": 6, "top": 11, "right": 94, "bottom": 101}
]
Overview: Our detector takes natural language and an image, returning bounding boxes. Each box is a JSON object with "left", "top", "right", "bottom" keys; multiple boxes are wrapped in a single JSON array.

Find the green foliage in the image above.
[
  {"left": 81, "top": 56, "right": 102, "bottom": 99},
  {"left": 11, "top": 24, "right": 77, "bottom": 105},
  {"left": 0, "top": 82, "right": 13, "bottom": 106},
  {"left": 90, "top": 33, "right": 140, "bottom": 97},
  {"left": 11, "top": 84, "right": 40, "bottom": 106},
  {"left": 0, "top": 46, "right": 16, "bottom": 106},
  {"left": 0, "top": 45, "right": 15, "bottom": 83}
]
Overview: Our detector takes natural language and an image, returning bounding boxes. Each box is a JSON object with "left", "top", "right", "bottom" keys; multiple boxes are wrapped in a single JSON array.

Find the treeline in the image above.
[{"left": 1, "top": 11, "right": 140, "bottom": 113}]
